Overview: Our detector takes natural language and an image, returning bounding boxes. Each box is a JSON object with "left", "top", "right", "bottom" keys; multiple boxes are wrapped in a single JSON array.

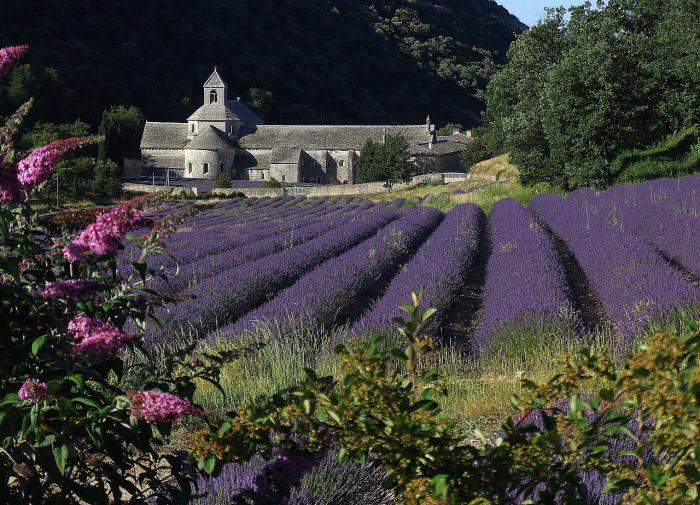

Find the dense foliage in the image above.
[
  {"left": 97, "top": 105, "right": 146, "bottom": 166},
  {"left": 0, "top": 0, "right": 523, "bottom": 128},
  {"left": 357, "top": 134, "right": 412, "bottom": 188},
  {"left": 0, "top": 46, "right": 237, "bottom": 503},
  {"left": 478, "top": 0, "right": 700, "bottom": 188},
  {"left": 194, "top": 294, "right": 700, "bottom": 504}
]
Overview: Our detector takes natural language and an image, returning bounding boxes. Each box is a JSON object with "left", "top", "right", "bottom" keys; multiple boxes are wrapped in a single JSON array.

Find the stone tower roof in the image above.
[
  {"left": 185, "top": 125, "right": 235, "bottom": 150},
  {"left": 203, "top": 67, "right": 227, "bottom": 88},
  {"left": 187, "top": 100, "right": 264, "bottom": 124}
]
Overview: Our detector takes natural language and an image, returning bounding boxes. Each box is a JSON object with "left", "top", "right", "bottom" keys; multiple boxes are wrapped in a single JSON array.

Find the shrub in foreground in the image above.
[
  {"left": 0, "top": 45, "right": 238, "bottom": 504},
  {"left": 194, "top": 292, "right": 700, "bottom": 504}
]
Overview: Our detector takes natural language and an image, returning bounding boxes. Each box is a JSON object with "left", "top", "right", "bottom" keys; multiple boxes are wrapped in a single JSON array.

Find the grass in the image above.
[
  {"left": 188, "top": 313, "right": 629, "bottom": 437},
  {"left": 469, "top": 153, "right": 518, "bottom": 181},
  {"left": 368, "top": 154, "right": 563, "bottom": 213}
]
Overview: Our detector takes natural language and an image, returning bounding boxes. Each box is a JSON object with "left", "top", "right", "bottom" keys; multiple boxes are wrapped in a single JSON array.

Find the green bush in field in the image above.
[{"left": 214, "top": 172, "right": 232, "bottom": 189}]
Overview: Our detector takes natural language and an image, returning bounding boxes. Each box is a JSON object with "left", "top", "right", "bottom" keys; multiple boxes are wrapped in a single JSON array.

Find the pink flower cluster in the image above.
[
  {"left": 64, "top": 204, "right": 154, "bottom": 262},
  {"left": 17, "top": 137, "right": 96, "bottom": 190},
  {"left": 18, "top": 379, "right": 48, "bottom": 404},
  {"left": 40, "top": 279, "right": 103, "bottom": 301},
  {"left": 0, "top": 136, "right": 97, "bottom": 205},
  {"left": 67, "top": 315, "right": 128, "bottom": 364},
  {"left": 0, "top": 45, "right": 28, "bottom": 79},
  {"left": 128, "top": 390, "right": 203, "bottom": 424}
]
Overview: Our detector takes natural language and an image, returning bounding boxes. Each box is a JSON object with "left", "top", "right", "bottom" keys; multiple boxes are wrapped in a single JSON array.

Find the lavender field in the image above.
[
  {"left": 129, "top": 178, "right": 700, "bottom": 505},
  {"left": 135, "top": 177, "right": 700, "bottom": 358}
]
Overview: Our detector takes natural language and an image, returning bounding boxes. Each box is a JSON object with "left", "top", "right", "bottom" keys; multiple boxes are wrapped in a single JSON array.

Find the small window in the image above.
[
  {"left": 203, "top": 162, "right": 209, "bottom": 174},
  {"left": 188, "top": 162, "right": 193, "bottom": 174},
  {"left": 219, "top": 162, "right": 224, "bottom": 172},
  {"left": 190, "top": 123, "right": 195, "bottom": 133},
  {"left": 338, "top": 160, "right": 344, "bottom": 167},
  {"left": 281, "top": 175, "right": 285, "bottom": 182},
  {"left": 316, "top": 177, "right": 321, "bottom": 184},
  {"left": 261, "top": 172, "right": 265, "bottom": 180},
  {"left": 209, "top": 90, "right": 218, "bottom": 104}
]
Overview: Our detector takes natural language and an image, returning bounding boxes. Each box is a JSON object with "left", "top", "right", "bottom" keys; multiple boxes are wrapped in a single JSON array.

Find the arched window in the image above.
[
  {"left": 281, "top": 175, "right": 285, "bottom": 182},
  {"left": 261, "top": 172, "right": 265, "bottom": 180},
  {"left": 209, "top": 90, "right": 218, "bottom": 104},
  {"left": 188, "top": 162, "right": 193, "bottom": 174},
  {"left": 203, "top": 162, "right": 209, "bottom": 174}
]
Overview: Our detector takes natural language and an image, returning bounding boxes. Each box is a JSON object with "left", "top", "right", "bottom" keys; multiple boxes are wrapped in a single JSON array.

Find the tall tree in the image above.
[
  {"left": 98, "top": 106, "right": 145, "bottom": 167},
  {"left": 480, "top": 0, "right": 700, "bottom": 189},
  {"left": 357, "top": 134, "right": 412, "bottom": 189}
]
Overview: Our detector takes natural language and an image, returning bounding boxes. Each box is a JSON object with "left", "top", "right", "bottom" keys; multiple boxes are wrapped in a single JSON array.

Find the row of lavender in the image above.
[{"left": 140, "top": 174, "right": 700, "bottom": 354}]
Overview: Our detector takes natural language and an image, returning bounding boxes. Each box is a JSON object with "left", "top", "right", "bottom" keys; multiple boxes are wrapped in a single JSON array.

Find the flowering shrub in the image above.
[
  {"left": 193, "top": 291, "right": 700, "bottom": 504},
  {"left": 0, "top": 46, "right": 240, "bottom": 503}
]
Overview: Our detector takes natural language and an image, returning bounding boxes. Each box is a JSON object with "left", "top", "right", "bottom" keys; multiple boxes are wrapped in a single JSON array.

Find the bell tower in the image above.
[{"left": 203, "top": 67, "right": 228, "bottom": 105}]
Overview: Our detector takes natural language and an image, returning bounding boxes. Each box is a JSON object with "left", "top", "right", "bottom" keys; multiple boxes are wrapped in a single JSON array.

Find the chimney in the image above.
[
  {"left": 466, "top": 130, "right": 473, "bottom": 139},
  {"left": 453, "top": 128, "right": 461, "bottom": 135},
  {"left": 382, "top": 127, "right": 387, "bottom": 144},
  {"left": 425, "top": 114, "right": 431, "bottom": 132}
]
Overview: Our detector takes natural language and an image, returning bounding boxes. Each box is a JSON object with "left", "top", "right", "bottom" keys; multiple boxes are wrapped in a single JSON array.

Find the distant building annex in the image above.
[{"left": 139, "top": 69, "right": 470, "bottom": 184}]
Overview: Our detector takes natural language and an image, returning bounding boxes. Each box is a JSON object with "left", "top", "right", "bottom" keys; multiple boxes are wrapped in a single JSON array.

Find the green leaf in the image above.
[
  {"left": 431, "top": 474, "right": 450, "bottom": 499},
  {"left": 218, "top": 422, "right": 232, "bottom": 435},
  {"left": 31, "top": 335, "right": 48, "bottom": 356},
  {"left": 198, "top": 456, "right": 217, "bottom": 475},
  {"left": 315, "top": 406, "right": 328, "bottom": 423},
  {"left": 54, "top": 443, "right": 69, "bottom": 476},
  {"left": 66, "top": 373, "right": 84, "bottom": 390},
  {"left": 421, "top": 308, "right": 437, "bottom": 322},
  {"left": 72, "top": 397, "right": 99, "bottom": 408},
  {"left": 327, "top": 410, "right": 342, "bottom": 425}
]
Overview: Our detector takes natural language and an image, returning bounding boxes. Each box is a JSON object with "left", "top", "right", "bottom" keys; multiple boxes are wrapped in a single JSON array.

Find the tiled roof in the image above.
[
  {"left": 237, "top": 125, "right": 430, "bottom": 150},
  {"left": 185, "top": 126, "right": 235, "bottom": 150},
  {"left": 409, "top": 140, "right": 468, "bottom": 156},
  {"left": 271, "top": 146, "right": 302, "bottom": 164},
  {"left": 140, "top": 122, "right": 189, "bottom": 150}
]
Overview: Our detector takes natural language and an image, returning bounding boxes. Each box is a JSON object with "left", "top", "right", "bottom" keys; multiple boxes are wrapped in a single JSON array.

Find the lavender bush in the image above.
[
  {"left": 530, "top": 193, "right": 700, "bottom": 342},
  {"left": 213, "top": 207, "right": 443, "bottom": 340},
  {"left": 349, "top": 204, "right": 484, "bottom": 338},
  {"left": 474, "top": 198, "right": 581, "bottom": 354}
]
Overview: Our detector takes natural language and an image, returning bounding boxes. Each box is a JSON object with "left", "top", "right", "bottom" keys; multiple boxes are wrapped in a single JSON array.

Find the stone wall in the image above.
[
  {"left": 123, "top": 183, "right": 197, "bottom": 195},
  {"left": 213, "top": 187, "right": 285, "bottom": 198}
]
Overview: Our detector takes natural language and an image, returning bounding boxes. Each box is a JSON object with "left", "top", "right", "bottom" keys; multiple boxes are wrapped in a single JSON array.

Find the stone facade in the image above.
[{"left": 140, "top": 69, "right": 471, "bottom": 185}]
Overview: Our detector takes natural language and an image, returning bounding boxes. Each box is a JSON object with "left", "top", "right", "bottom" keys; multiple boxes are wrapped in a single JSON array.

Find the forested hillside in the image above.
[
  {"left": 0, "top": 0, "right": 524, "bottom": 128},
  {"left": 470, "top": 0, "right": 700, "bottom": 189}
]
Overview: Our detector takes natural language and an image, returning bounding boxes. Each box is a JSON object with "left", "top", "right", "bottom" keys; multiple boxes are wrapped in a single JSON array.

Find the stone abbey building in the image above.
[{"left": 139, "top": 69, "right": 469, "bottom": 184}]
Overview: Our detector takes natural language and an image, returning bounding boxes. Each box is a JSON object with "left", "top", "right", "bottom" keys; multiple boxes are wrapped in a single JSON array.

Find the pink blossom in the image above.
[
  {"left": 0, "top": 45, "right": 29, "bottom": 79},
  {"left": 40, "top": 279, "right": 103, "bottom": 301},
  {"left": 0, "top": 164, "right": 22, "bottom": 204},
  {"left": 67, "top": 315, "right": 127, "bottom": 364},
  {"left": 18, "top": 379, "right": 48, "bottom": 403},
  {"left": 64, "top": 204, "right": 154, "bottom": 262},
  {"left": 16, "top": 137, "right": 96, "bottom": 191},
  {"left": 128, "top": 390, "right": 203, "bottom": 424}
]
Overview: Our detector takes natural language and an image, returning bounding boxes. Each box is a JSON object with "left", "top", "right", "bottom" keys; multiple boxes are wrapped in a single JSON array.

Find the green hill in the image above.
[{"left": 0, "top": 0, "right": 524, "bottom": 128}]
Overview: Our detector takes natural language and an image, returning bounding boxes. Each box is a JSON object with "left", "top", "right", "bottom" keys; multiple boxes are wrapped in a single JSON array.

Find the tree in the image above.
[
  {"left": 97, "top": 105, "right": 145, "bottom": 167},
  {"left": 214, "top": 172, "right": 232, "bottom": 189},
  {"left": 92, "top": 159, "right": 122, "bottom": 198},
  {"left": 357, "top": 134, "right": 412, "bottom": 189},
  {"left": 247, "top": 88, "right": 273, "bottom": 120},
  {"left": 479, "top": 0, "right": 700, "bottom": 189},
  {"left": 436, "top": 123, "right": 463, "bottom": 136}
]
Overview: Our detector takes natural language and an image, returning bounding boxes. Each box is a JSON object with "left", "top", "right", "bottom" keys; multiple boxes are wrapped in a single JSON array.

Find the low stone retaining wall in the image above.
[{"left": 123, "top": 183, "right": 197, "bottom": 195}]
